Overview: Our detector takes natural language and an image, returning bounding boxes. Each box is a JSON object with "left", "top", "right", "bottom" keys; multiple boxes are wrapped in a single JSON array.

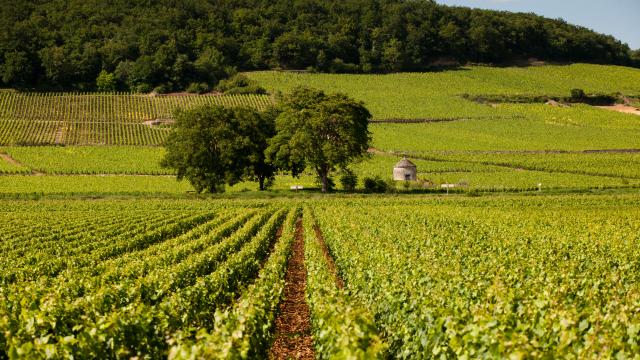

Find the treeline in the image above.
[{"left": 1, "top": 0, "right": 638, "bottom": 92}]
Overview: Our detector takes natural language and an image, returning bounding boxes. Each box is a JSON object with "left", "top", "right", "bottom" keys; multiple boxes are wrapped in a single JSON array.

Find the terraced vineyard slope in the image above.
[
  {"left": 0, "top": 93, "right": 272, "bottom": 146},
  {"left": 248, "top": 65, "right": 640, "bottom": 120}
]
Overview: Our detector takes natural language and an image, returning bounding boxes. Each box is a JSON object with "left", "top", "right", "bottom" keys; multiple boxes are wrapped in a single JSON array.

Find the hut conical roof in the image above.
[{"left": 394, "top": 157, "right": 416, "bottom": 169}]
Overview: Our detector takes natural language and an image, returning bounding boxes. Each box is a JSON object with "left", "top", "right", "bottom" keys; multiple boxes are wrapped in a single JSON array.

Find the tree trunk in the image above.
[
  {"left": 259, "top": 176, "right": 265, "bottom": 191},
  {"left": 321, "top": 170, "right": 328, "bottom": 193}
]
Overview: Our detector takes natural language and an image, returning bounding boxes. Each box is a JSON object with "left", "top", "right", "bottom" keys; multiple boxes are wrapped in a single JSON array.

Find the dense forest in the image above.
[{"left": 1, "top": 0, "right": 638, "bottom": 92}]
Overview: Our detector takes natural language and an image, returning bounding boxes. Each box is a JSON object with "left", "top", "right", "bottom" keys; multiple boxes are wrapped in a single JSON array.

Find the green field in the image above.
[
  {"left": 247, "top": 64, "right": 640, "bottom": 120},
  {"left": 1, "top": 146, "right": 169, "bottom": 175},
  {"left": 0, "top": 175, "right": 192, "bottom": 196},
  {"left": 312, "top": 195, "right": 640, "bottom": 358},
  {"left": 420, "top": 151, "right": 640, "bottom": 179},
  {"left": 2, "top": 195, "right": 640, "bottom": 358},
  {"left": 249, "top": 65, "right": 640, "bottom": 192},
  {"left": 371, "top": 104, "right": 640, "bottom": 152},
  {"left": 0, "top": 155, "right": 29, "bottom": 174}
]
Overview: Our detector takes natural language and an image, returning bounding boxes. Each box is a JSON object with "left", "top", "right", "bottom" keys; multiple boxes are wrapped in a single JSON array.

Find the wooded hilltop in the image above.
[{"left": 1, "top": 0, "right": 638, "bottom": 91}]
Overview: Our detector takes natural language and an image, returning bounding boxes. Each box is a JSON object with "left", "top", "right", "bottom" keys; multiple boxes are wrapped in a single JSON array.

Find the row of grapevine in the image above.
[
  {"left": 0, "top": 120, "right": 60, "bottom": 145},
  {"left": 64, "top": 121, "right": 169, "bottom": 145},
  {"left": 0, "top": 153, "right": 29, "bottom": 174},
  {"left": 303, "top": 210, "right": 387, "bottom": 359},
  {"left": 0, "top": 174, "right": 193, "bottom": 195}
]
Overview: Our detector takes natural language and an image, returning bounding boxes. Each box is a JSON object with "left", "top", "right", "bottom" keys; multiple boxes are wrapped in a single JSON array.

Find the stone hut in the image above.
[{"left": 393, "top": 157, "right": 417, "bottom": 181}]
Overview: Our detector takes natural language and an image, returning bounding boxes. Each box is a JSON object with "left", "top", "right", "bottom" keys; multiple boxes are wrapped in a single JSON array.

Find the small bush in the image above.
[
  {"left": 330, "top": 58, "right": 360, "bottom": 73},
  {"left": 571, "top": 88, "right": 585, "bottom": 99},
  {"left": 466, "top": 189, "right": 482, "bottom": 197},
  {"left": 216, "top": 74, "right": 266, "bottom": 94},
  {"left": 339, "top": 169, "right": 358, "bottom": 192},
  {"left": 135, "top": 83, "right": 152, "bottom": 94},
  {"left": 385, "top": 179, "right": 397, "bottom": 193},
  {"left": 96, "top": 70, "right": 117, "bottom": 92},
  {"left": 186, "top": 82, "right": 210, "bottom": 94},
  {"left": 363, "top": 176, "right": 388, "bottom": 193},
  {"left": 153, "top": 84, "right": 170, "bottom": 94}
]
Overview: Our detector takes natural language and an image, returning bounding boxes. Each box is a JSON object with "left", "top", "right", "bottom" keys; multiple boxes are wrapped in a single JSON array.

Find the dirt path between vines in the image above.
[
  {"left": 269, "top": 218, "right": 315, "bottom": 360},
  {"left": 54, "top": 125, "right": 66, "bottom": 145}
]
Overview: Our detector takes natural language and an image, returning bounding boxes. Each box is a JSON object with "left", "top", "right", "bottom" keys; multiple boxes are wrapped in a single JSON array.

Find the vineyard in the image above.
[
  {"left": 368, "top": 104, "right": 640, "bottom": 152},
  {"left": 0, "top": 93, "right": 272, "bottom": 146},
  {"left": 416, "top": 151, "right": 640, "bottom": 179},
  {"left": 310, "top": 195, "right": 640, "bottom": 357},
  {"left": 0, "top": 155, "right": 29, "bottom": 175},
  {"left": 1, "top": 195, "right": 639, "bottom": 358},
  {"left": 1, "top": 146, "right": 638, "bottom": 193},
  {"left": 247, "top": 64, "right": 640, "bottom": 120},
  {"left": 0, "top": 175, "right": 192, "bottom": 196},
  {"left": 0, "top": 146, "right": 170, "bottom": 175}
]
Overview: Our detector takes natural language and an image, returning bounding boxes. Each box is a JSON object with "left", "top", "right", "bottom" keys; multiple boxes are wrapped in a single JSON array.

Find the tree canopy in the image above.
[
  {"left": 266, "top": 87, "right": 371, "bottom": 193},
  {"left": 0, "top": 0, "right": 637, "bottom": 92},
  {"left": 161, "top": 105, "right": 276, "bottom": 193}
]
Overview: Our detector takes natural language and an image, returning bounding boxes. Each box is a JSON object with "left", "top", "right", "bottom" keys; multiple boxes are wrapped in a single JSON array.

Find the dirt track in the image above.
[
  {"left": 596, "top": 104, "right": 640, "bottom": 116},
  {"left": 0, "top": 153, "right": 44, "bottom": 175},
  {"left": 269, "top": 218, "right": 315, "bottom": 360},
  {"left": 0, "top": 153, "right": 22, "bottom": 166}
]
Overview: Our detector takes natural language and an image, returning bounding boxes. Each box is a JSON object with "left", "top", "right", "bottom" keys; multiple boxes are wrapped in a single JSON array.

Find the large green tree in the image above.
[
  {"left": 237, "top": 106, "right": 278, "bottom": 190},
  {"left": 161, "top": 105, "right": 275, "bottom": 193},
  {"left": 266, "top": 87, "right": 371, "bottom": 193}
]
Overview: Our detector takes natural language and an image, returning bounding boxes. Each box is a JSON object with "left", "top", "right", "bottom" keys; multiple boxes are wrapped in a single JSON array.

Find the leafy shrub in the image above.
[
  {"left": 339, "top": 169, "right": 358, "bottom": 192},
  {"left": 153, "top": 84, "right": 170, "bottom": 94},
  {"left": 571, "top": 88, "right": 586, "bottom": 99},
  {"left": 216, "top": 74, "right": 266, "bottom": 95},
  {"left": 330, "top": 59, "right": 360, "bottom": 73},
  {"left": 135, "top": 83, "right": 152, "bottom": 93},
  {"left": 96, "top": 70, "right": 117, "bottom": 91},
  {"left": 363, "top": 176, "right": 388, "bottom": 193},
  {"left": 186, "top": 82, "right": 210, "bottom": 94}
]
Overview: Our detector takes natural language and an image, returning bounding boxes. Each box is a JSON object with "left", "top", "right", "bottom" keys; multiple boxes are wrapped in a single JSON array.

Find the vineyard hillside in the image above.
[
  {"left": 0, "top": 93, "right": 272, "bottom": 146},
  {"left": 0, "top": 65, "right": 639, "bottom": 193},
  {"left": 247, "top": 64, "right": 640, "bottom": 120}
]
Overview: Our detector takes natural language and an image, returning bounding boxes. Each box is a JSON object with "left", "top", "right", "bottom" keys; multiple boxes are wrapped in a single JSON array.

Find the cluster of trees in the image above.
[
  {"left": 1, "top": 0, "right": 638, "bottom": 91},
  {"left": 162, "top": 87, "right": 371, "bottom": 193}
]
